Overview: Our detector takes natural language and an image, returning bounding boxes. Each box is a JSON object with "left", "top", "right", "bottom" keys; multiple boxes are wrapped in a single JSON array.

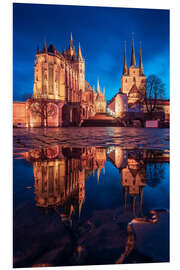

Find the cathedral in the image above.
[{"left": 13, "top": 33, "right": 107, "bottom": 127}]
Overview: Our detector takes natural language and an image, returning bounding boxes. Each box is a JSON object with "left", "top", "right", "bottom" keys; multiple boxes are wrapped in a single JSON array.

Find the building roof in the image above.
[{"left": 108, "top": 91, "right": 127, "bottom": 105}]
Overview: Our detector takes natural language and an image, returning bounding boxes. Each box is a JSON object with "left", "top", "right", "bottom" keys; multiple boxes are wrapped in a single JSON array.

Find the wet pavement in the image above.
[{"left": 13, "top": 127, "right": 169, "bottom": 267}]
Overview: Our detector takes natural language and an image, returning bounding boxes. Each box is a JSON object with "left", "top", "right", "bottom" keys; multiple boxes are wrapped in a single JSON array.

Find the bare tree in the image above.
[
  {"left": 27, "top": 98, "right": 57, "bottom": 127},
  {"left": 140, "top": 75, "right": 165, "bottom": 113}
]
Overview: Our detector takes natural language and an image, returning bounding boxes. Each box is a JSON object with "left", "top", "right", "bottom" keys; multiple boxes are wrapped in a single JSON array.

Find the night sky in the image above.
[{"left": 13, "top": 3, "right": 169, "bottom": 101}]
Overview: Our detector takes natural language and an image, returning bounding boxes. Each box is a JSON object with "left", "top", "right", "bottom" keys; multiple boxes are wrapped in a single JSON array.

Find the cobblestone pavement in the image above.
[{"left": 13, "top": 127, "right": 169, "bottom": 155}]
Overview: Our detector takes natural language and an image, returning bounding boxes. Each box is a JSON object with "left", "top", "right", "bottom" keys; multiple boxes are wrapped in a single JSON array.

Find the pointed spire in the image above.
[
  {"left": 130, "top": 33, "right": 136, "bottom": 66},
  {"left": 70, "top": 32, "right": 73, "bottom": 48},
  {"left": 123, "top": 41, "right": 128, "bottom": 75},
  {"left": 139, "top": 43, "right": 144, "bottom": 75},
  {"left": 70, "top": 32, "right": 73, "bottom": 42},
  {"left": 78, "top": 42, "right": 83, "bottom": 61},
  {"left": 97, "top": 79, "right": 101, "bottom": 94},
  {"left": 37, "top": 45, "right": 39, "bottom": 54},
  {"left": 43, "top": 41, "right": 47, "bottom": 53}
]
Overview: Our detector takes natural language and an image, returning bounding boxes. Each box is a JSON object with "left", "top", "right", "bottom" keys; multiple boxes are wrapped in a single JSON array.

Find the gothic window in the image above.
[
  {"left": 48, "top": 166, "right": 54, "bottom": 193},
  {"left": 44, "top": 72, "right": 47, "bottom": 80},
  {"left": 133, "top": 77, "right": 136, "bottom": 82},
  {"left": 57, "top": 65, "right": 60, "bottom": 96},
  {"left": 49, "top": 65, "right": 53, "bottom": 94}
]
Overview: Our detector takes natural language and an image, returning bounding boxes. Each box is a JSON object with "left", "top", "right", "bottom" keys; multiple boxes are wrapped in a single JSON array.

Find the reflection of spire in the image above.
[
  {"left": 123, "top": 187, "right": 128, "bottom": 209},
  {"left": 139, "top": 186, "right": 144, "bottom": 216},
  {"left": 103, "top": 166, "right": 105, "bottom": 175},
  {"left": 70, "top": 204, "right": 75, "bottom": 216},
  {"left": 131, "top": 195, "right": 136, "bottom": 218},
  {"left": 97, "top": 168, "right": 101, "bottom": 182},
  {"left": 79, "top": 200, "right": 83, "bottom": 217}
]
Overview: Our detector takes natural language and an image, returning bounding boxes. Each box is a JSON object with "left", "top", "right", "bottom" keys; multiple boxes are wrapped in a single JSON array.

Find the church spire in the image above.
[
  {"left": 130, "top": 33, "right": 136, "bottom": 66},
  {"left": 37, "top": 45, "right": 39, "bottom": 54},
  {"left": 69, "top": 32, "right": 73, "bottom": 49},
  {"left": 78, "top": 42, "right": 83, "bottom": 61},
  {"left": 43, "top": 41, "right": 47, "bottom": 53},
  {"left": 123, "top": 41, "right": 128, "bottom": 75},
  {"left": 97, "top": 79, "right": 101, "bottom": 94},
  {"left": 139, "top": 43, "right": 144, "bottom": 75}
]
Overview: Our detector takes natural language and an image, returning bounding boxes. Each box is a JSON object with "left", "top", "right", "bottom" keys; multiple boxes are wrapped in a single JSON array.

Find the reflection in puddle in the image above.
[{"left": 13, "top": 146, "right": 169, "bottom": 267}]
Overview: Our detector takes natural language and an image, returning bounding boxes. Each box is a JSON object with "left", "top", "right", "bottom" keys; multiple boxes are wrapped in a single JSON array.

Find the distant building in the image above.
[
  {"left": 121, "top": 39, "right": 146, "bottom": 104},
  {"left": 108, "top": 38, "right": 169, "bottom": 122},
  {"left": 13, "top": 33, "right": 106, "bottom": 127}
]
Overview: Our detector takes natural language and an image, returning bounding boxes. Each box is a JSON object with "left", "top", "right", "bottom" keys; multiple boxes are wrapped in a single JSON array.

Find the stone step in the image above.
[
  {"left": 82, "top": 119, "right": 119, "bottom": 127},
  {"left": 89, "top": 113, "right": 115, "bottom": 121}
]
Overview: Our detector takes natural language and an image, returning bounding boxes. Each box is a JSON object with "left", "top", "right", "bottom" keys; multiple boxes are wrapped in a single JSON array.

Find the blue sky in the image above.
[{"left": 13, "top": 3, "right": 169, "bottom": 101}]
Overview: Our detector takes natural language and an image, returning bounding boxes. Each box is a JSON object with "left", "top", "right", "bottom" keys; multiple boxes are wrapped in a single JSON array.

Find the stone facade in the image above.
[
  {"left": 108, "top": 39, "right": 169, "bottom": 122},
  {"left": 108, "top": 92, "right": 128, "bottom": 117},
  {"left": 121, "top": 40, "right": 146, "bottom": 104},
  {"left": 13, "top": 33, "right": 106, "bottom": 127},
  {"left": 107, "top": 39, "right": 146, "bottom": 116}
]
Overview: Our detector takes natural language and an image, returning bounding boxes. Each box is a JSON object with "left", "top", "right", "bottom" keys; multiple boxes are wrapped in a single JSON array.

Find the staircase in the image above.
[{"left": 81, "top": 113, "right": 121, "bottom": 127}]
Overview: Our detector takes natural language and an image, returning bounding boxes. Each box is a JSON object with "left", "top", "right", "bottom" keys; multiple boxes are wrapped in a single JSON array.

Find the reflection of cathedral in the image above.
[
  {"left": 13, "top": 33, "right": 107, "bottom": 127},
  {"left": 25, "top": 146, "right": 107, "bottom": 221},
  {"left": 24, "top": 146, "right": 169, "bottom": 219},
  {"left": 121, "top": 154, "right": 146, "bottom": 216}
]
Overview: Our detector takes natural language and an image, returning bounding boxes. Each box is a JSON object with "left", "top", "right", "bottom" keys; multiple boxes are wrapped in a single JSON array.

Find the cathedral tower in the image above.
[
  {"left": 121, "top": 37, "right": 146, "bottom": 104},
  {"left": 77, "top": 42, "right": 85, "bottom": 92}
]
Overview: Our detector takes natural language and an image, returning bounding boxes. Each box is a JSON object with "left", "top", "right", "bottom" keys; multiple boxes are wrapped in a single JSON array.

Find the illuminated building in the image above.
[
  {"left": 13, "top": 33, "right": 106, "bottom": 127},
  {"left": 25, "top": 146, "right": 107, "bottom": 220}
]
